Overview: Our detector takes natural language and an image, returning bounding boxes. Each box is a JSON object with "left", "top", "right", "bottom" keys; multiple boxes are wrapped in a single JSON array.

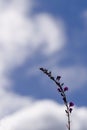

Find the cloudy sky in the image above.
[{"left": 0, "top": 0, "right": 87, "bottom": 130}]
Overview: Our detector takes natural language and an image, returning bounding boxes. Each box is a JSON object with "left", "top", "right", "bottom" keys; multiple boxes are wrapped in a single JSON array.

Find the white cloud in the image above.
[
  {"left": 0, "top": 0, "right": 66, "bottom": 88},
  {"left": 0, "top": 100, "right": 87, "bottom": 130},
  {"left": 0, "top": 0, "right": 67, "bottom": 129},
  {"left": 0, "top": 100, "right": 68, "bottom": 130},
  {"left": 0, "top": 88, "right": 33, "bottom": 119},
  {"left": 72, "top": 106, "right": 87, "bottom": 130},
  {"left": 33, "top": 13, "right": 66, "bottom": 55}
]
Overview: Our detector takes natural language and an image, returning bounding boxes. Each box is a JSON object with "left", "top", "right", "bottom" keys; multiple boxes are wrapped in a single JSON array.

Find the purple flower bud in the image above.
[
  {"left": 69, "top": 102, "right": 74, "bottom": 107},
  {"left": 64, "top": 87, "right": 68, "bottom": 91},
  {"left": 69, "top": 108, "right": 73, "bottom": 113}
]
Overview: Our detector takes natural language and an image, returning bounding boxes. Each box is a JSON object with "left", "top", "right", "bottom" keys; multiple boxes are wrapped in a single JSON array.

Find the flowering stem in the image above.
[{"left": 39, "top": 67, "right": 74, "bottom": 130}]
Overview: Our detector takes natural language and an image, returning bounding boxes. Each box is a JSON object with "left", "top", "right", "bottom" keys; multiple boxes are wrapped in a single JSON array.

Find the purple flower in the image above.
[
  {"left": 69, "top": 102, "right": 74, "bottom": 107},
  {"left": 64, "top": 87, "right": 68, "bottom": 91}
]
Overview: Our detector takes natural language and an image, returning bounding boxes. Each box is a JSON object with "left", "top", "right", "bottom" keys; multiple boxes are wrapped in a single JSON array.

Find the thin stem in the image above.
[
  {"left": 39, "top": 67, "right": 74, "bottom": 130},
  {"left": 66, "top": 103, "right": 71, "bottom": 130}
]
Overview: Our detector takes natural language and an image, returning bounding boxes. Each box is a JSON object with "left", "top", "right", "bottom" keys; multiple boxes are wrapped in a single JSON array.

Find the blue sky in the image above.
[
  {"left": 9, "top": 0, "right": 87, "bottom": 107},
  {"left": 0, "top": 0, "right": 87, "bottom": 130}
]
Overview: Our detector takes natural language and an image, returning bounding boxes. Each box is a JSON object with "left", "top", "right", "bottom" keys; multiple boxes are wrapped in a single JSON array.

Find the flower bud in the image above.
[
  {"left": 69, "top": 102, "right": 74, "bottom": 107},
  {"left": 64, "top": 87, "right": 68, "bottom": 91},
  {"left": 69, "top": 108, "right": 73, "bottom": 113}
]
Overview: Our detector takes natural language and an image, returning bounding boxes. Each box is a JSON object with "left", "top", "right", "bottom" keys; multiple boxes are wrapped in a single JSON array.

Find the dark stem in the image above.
[
  {"left": 39, "top": 68, "right": 74, "bottom": 130},
  {"left": 66, "top": 103, "right": 71, "bottom": 130},
  {"left": 54, "top": 79, "right": 71, "bottom": 130}
]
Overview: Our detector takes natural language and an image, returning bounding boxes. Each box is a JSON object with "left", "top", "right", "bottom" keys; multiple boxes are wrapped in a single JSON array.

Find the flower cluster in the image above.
[{"left": 39, "top": 67, "right": 74, "bottom": 130}]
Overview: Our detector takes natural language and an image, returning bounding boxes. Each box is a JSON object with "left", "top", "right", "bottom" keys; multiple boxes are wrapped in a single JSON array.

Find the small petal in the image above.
[
  {"left": 56, "top": 76, "right": 61, "bottom": 81},
  {"left": 64, "top": 87, "right": 68, "bottom": 91},
  {"left": 61, "top": 83, "right": 64, "bottom": 86},
  {"left": 57, "top": 88, "right": 61, "bottom": 92},
  {"left": 69, "top": 102, "right": 74, "bottom": 107}
]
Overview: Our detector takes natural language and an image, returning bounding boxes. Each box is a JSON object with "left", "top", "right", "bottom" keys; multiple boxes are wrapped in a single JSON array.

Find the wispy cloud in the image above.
[
  {"left": 0, "top": 88, "right": 33, "bottom": 119},
  {"left": 0, "top": 0, "right": 66, "bottom": 126},
  {"left": 0, "top": 100, "right": 87, "bottom": 130},
  {"left": 0, "top": 0, "right": 66, "bottom": 86}
]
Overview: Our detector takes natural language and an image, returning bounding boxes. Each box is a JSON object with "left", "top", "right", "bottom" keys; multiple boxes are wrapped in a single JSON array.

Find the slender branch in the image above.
[{"left": 39, "top": 67, "right": 74, "bottom": 130}]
